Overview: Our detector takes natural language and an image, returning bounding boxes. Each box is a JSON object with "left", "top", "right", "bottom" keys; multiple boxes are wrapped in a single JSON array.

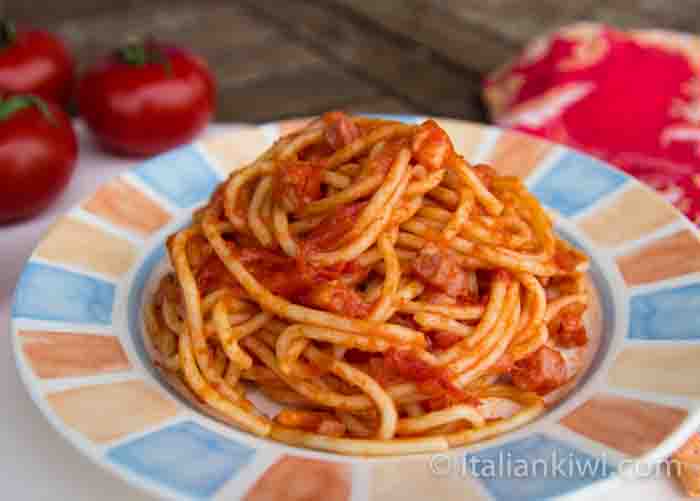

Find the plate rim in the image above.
[{"left": 11, "top": 114, "right": 700, "bottom": 501}]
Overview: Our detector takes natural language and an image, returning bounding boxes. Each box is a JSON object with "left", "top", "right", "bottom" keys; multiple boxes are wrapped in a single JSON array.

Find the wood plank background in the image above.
[{"left": 3, "top": 0, "right": 698, "bottom": 123}]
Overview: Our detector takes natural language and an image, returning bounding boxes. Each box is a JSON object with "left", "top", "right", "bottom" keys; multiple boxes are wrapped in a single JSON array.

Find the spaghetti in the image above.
[{"left": 146, "top": 112, "right": 591, "bottom": 455}]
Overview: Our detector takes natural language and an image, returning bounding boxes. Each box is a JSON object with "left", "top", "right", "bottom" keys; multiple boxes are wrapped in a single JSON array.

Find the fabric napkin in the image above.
[
  {"left": 483, "top": 23, "right": 700, "bottom": 225},
  {"left": 483, "top": 23, "right": 700, "bottom": 496}
]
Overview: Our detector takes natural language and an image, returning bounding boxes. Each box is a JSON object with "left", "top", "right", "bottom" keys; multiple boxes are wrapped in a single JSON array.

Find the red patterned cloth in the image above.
[{"left": 483, "top": 23, "right": 700, "bottom": 224}]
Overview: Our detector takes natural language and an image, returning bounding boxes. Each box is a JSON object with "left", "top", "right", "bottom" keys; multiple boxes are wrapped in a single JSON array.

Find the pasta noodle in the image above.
[{"left": 146, "top": 112, "right": 591, "bottom": 455}]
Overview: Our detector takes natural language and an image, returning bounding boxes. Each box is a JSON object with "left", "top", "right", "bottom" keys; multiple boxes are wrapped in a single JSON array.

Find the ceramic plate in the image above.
[{"left": 11, "top": 115, "right": 700, "bottom": 501}]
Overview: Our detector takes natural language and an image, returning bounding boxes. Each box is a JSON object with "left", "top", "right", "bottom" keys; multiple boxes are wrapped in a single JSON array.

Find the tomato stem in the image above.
[
  {"left": 0, "top": 20, "right": 17, "bottom": 48},
  {"left": 119, "top": 41, "right": 173, "bottom": 75},
  {"left": 0, "top": 95, "right": 56, "bottom": 125}
]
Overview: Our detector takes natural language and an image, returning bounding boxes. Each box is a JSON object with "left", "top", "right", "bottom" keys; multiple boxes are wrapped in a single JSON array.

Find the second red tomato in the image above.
[
  {"left": 78, "top": 41, "right": 215, "bottom": 156},
  {"left": 0, "top": 21, "right": 75, "bottom": 107}
]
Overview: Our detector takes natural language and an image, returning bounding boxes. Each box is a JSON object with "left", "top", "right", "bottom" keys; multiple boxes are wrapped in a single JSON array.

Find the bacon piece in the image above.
[
  {"left": 412, "top": 243, "right": 468, "bottom": 297},
  {"left": 560, "top": 306, "right": 584, "bottom": 331},
  {"left": 323, "top": 111, "right": 360, "bottom": 150},
  {"left": 511, "top": 346, "right": 567, "bottom": 395},
  {"left": 550, "top": 303, "right": 588, "bottom": 348},
  {"left": 554, "top": 327, "right": 588, "bottom": 348},
  {"left": 273, "top": 160, "right": 322, "bottom": 213},
  {"left": 411, "top": 119, "right": 454, "bottom": 170},
  {"left": 304, "top": 280, "right": 370, "bottom": 318}
]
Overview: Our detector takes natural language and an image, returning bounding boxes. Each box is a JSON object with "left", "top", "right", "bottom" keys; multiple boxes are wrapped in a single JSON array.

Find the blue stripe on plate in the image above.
[
  {"left": 630, "top": 282, "right": 700, "bottom": 340},
  {"left": 12, "top": 262, "right": 114, "bottom": 325},
  {"left": 531, "top": 151, "right": 628, "bottom": 216},
  {"left": 133, "top": 146, "right": 221, "bottom": 209},
  {"left": 358, "top": 113, "right": 423, "bottom": 123},
  {"left": 128, "top": 243, "right": 167, "bottom": 378},
  {"left": 464, "top": 434, "right": 614, "bottom": 501},
  {"left": 108, "top": 421, "right": 255, "bottom": 500}
]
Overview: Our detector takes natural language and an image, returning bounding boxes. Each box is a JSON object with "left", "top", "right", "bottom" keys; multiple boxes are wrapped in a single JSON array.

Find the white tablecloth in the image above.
[{"left": 0, "top": 122, "right": 688, "bottom": 500}]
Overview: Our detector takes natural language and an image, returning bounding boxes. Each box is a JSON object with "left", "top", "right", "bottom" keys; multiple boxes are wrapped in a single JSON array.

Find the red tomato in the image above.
[
  {"left": 0, "top": 94, "right": 77, "bottom": 223},
  {"left": 0, "top": 21, "right": 75, "bottom": 107},
  {"left": 77, "top": 40, "right": 215, "bottom": 156}
]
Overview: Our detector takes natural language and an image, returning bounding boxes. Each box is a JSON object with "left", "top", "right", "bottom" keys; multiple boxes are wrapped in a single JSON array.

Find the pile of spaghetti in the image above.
[{"left": 146, "top": 112, "right": 591, "bottom": 455}]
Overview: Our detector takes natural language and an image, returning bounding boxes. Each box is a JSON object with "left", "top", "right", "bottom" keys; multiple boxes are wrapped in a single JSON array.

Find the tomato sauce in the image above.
[
  {"left": 302, "top": 201, "right": 367, "bottom": 252},
  {"left": 273, "top": 160, "right": 323, "bottom": 214},
  {"left": 380, "top": 348, "right": 479, "bottom": 410}
]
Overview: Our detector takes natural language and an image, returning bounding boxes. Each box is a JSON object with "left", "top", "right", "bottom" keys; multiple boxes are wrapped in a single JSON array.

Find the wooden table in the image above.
[{"left": 5, "top": 0, "right": 699, "bottom": 123}]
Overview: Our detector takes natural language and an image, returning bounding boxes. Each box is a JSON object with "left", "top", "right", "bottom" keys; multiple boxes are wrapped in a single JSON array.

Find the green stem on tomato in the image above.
[
  {"left": 0, "top": 20, "right": 17, "bottom": 48},
  {"left": 118, "top": 40, "right": 173, "bottom": 75},
  {"left": 0, "top": 95, "right": 56, "bottom": 125}
]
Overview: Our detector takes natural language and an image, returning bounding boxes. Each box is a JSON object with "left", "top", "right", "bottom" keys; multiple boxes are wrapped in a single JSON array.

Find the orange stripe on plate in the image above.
[
  {"left": 434, "top": 118, "right": 486, "bottom": 162},
  {"left": 578, "top": 184, "right": 679, "bottom": 247},
  {"left": 560, "top": 394, "right": 687, "bottom": 456},
  {"left": 19, "top": 330, "right": 130, "bottom": 379},
  {"left": 608, "top": 344, "right": 700, "bottom": 399},
  {"left": 83, "top": 178, "right": 171, "bottom": 237},
  {"left": 46, "top": 380, "right": 179, "bottom": 443},
  {"left": 484, "top": 130, "right": 553, "bottom": 178},
  {"left": 370, "top": 459, "right": 483, "bottom": 501},
  {"left": 34, "top": 217, "right": 138, "bottom": 277},
  {"left": 617, "top": 230, "right": 700, "bottom": 286},
  {"left": 244, "top": 455, "right": 351, "bottom": 501},
  {"left": 279, "top": 117, "right": 315, "bottom": 136},
  {"left": 201, "top": 126, "right": 272, "bottom": 176}
]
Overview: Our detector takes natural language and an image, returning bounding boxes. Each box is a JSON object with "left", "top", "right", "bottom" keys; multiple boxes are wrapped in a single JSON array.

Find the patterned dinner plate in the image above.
[{"left": 11, "top": 116, "right": 700, "bottom": 501}]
